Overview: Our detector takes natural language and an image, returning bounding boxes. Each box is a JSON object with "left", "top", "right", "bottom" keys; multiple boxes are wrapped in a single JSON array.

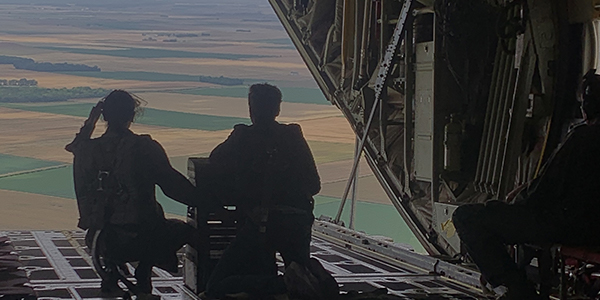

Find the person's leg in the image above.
[
  {"left": 86, "top": 229, "right": 123, "bottom": 295},
  {"left": 270, "top": 212, "right": 338, "bottom": 299},
  {"left": 453, "top": 201, "right": 563, "bottom": 295},
  {"left": 147, "top": 219, "right": 202, "bottom": 273},
  {"left": 278, "top": 232, "right": 311, "bottom": 268},
  {"left": 134, "top": 261, "right": 153, "bottom": 294},
  {"left": 270, "top": 212, "right": 313, "bottom": 267},
  {"left": 163, "top": 218, "right": 202, "bottom": 250}
]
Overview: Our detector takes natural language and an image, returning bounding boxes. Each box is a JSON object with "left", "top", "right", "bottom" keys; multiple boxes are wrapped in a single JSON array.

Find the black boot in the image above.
[
  {"left": 135, "top": 262, "right": 153, "bottom": 294},
  {"left": 283, "top": 262, "right": 323, "bottom": 300},
  {"left": 100, "top": 271, "right": 122, "bottom": 297},
  {"left": 306, "top": 258, "right": 339, "bottom": 299}
]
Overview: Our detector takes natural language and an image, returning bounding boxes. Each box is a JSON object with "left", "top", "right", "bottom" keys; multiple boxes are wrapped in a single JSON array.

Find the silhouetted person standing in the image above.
[
  {"left": 66, "top": 90, "right": 199, "bottom": 296},
  {"left": 453, "top": 70, "right": 600, "bottom": 300},
  {"left": 204, "top": 83, "right": 324, "bottom": 298}
]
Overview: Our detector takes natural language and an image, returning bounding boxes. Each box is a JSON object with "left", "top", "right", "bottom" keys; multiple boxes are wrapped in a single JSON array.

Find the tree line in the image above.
[
  {"left": 198, "top": 75, "right": 243, "bottom": 86},
  {"left": 0, "top": 78, "right": 38, "bottom": 86},
  {"left": 0, "top": 86, "right": 110, "bottom": 103},
  {"left": 0, "top": 56, "right": 101, "bottom": 72}
]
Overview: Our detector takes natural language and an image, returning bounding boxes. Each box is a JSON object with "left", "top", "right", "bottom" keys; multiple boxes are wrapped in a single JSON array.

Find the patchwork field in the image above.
[
  {"left": 0, "top": 0, "right": 421, "bottom": 249},
  {"left": 1, "top": 102, "right": 250, "bottom": 131},
  {"left": 0, "top": 98, "right": 399, "bottom": 236}
]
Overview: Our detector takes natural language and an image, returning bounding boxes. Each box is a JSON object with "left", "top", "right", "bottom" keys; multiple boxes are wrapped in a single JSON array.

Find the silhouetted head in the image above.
[
  {"left": 579, "top": 69, "right": 600, "bottom": 123},
  {"left": 248, "top": 83, "right": 282, "bottom": 125},
  {"left": 102, "top": 90, "right": 143, "bottom": 129}
]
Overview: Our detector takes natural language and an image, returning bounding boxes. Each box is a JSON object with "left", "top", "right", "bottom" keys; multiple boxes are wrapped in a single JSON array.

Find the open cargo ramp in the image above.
[{"left": 1, "top": 229, "right": 483, "bottom": 299}]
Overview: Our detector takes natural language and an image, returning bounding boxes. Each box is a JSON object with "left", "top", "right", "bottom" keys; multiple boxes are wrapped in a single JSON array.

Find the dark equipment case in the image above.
[{"left": 183, "top": 157, "right": 240, "bottom": 294}]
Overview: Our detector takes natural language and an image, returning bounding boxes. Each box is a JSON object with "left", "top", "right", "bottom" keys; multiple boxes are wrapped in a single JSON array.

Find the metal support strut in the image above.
[{"left": 335, "top": 0, "right": 414, "bottom": 223}]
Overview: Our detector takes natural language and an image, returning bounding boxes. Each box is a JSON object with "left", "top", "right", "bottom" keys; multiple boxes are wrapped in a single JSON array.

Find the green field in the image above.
[
  {"left": 256, "top": 38, "right": 295, "bottom": 49},
  {"left": 0, "top": 166, "right": 75, "bottom": 199},
  {"left": 259, "top": 45, "right": 296, "bottom": 50},
  {"left": 256, "top": 38, "right": 294, "bottom": 45},
  {"left": 307, "top": 141, "right": 355, "bottom": 164},
  {"left": 1, "top": 103, "right": 249, "bottom": 131},
  {"left": 40, "top": 46, "right": 269, "bottom": 60},
  {"left": 0, "top": 154, "right": 63, "bottom": 176},
  {"left": 172, "top": 86, "right": 329, "bottom": 105},
  {"left": 0, "top": 165, "right": 187, "bottom": 216},
  {"left": 313, "top": 195, "right": 425, "bottom": 253}
]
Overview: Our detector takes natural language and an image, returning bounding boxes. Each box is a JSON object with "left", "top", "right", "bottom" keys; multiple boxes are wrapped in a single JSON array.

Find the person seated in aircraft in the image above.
[
  {"left": 66, "top": 90, "right": 202, "bottom": 296},
  {"left": 452, "top": 70, "right": 600, "bottom": 300},
  {"left": 202, "top": 83, "right": 337, "bottom": 299}
]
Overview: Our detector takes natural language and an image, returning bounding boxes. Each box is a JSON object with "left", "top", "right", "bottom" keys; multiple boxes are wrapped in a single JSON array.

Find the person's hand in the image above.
[
  {"left": 79, "top": 100, "right": 103, "bottom": 138},
  {"left": 84, "top": 100, "right": 104, "bottom": 127},
  {"left": 506, "top": 182, "right": 527, "bottom": 203},
  {"left": 66, "top": 100, "right": 104, "bottom": 151}
]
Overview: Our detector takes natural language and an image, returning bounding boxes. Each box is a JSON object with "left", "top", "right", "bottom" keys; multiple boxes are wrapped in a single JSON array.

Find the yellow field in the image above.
[
  {"left": 0, "top": 107, "right": 230, "bottom": 162},
  {"left": 0, "top": 188, "right": 185, "bottom": 230},
  {"left": 0, "top": 189, "right": 79, "bottom": 230},
  {"left": 0, "top": 107, "right": 83, "bottom": 162},
  {"left": 295, "top": 116, "right": 356, "bottom": 144},
  {"left": 123, "top": 92, "right": 342, "bottom": 121},
  {"left": 133, "top": 126, "right": 232, "bottom": 158},
  {"left": 168, "top": 58, "right": 306, "bottom": 70}
]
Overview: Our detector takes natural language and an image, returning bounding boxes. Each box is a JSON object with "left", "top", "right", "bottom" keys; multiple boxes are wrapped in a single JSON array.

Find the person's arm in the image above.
[
  {"left": 520, "top": 129, "right": 579, "bottom": 208},
  {"left": 209, "top": 125, "right": 245, "bottom": 167},
  {"left": 288, "top": 124, "right": 321, "bottom": 196},
  {"left": 147, "top": 139, "right": 199, "bottom": 207},
  {"left": 65, "top": 100, "right": 103, "bottom": 153},
  {"left": 204, "top": 125, "right": 245, "bottom": 204}
]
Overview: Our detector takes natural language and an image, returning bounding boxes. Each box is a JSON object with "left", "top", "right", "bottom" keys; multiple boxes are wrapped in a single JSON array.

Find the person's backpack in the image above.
[
  {"left": 241, "top": 125, "right": 293, "bottom": 230},
  {"left": 73, "top": 135, "right": 147, "bottom": 230}
]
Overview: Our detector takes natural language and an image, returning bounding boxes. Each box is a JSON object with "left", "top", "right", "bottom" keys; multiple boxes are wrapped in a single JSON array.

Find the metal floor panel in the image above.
[
  {"left": 309, "top": 238, "right": 481, "bottom": 299},
  {"left": 3, "top": 230, "right": 197, "bottom": 300},
  {"left": 2, "top": 231, "right": 481, "bottom": 299}
]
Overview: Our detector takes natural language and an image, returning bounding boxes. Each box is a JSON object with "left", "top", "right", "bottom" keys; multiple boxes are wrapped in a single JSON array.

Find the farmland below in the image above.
[{"left": 0, "top": 0, "right": 424, "bottom": 252}]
